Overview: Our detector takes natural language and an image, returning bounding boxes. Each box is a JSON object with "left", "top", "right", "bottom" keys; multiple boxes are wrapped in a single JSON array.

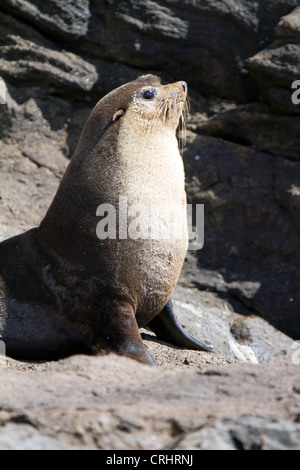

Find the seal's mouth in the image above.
[
  {"left": 162, "top": 95, "right": 187, "bottom": 129},
  {"left": 158, "top": 92, "right": 186, "bottom": 121}
]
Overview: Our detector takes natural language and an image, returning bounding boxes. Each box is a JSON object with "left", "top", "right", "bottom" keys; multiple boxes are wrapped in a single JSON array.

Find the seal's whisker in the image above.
[
  {"left": 142, "top": 88, "right": 187, "bottom": 156},
  {"left": 178, "top": 114, "right": 184, "bottom": 156},
  {"left": 185, "top": 94, "right": 191, "bottom": 112},
  {"left": 163, "top": 99, "right": 169, "bottom": 125},
  {"left": 141, "top": 99, "right": 167, "bottom": 151},
  {"left": 152, "top": 98, "right": 168, "bottom": 128},
  {"left": 147, "top": 99, "right": 165, "bottom": 129},
  {"left": 178, "top": 97, "right": 188, "bottom": 156},
  {"left": 150, "top": 99, "right": 166, "bottom": 127}
]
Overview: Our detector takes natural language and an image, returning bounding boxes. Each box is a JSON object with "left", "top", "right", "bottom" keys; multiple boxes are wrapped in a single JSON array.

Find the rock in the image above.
[
  {"left": 0, "top": 0, "right": 90, "bottom": 39},
  {"left": 275, "top": 6, "right": 300, "bottom": 38},
  {"left": 84, "top": 0, "right": 299, "bottom": 101},
  {"left": 196, "top": 103, "right": 300, "bottom": 159},
  {"left": 0, "top": 423, "right": 75, "bottom": 450},
  {"left": 0, "top": 81, "right": 71, "bottom": 236},
  {"left": 0, "top": 356, "right": 299, "bottom": 450},
  {"left": 171, "top": 283, "right": 294, "bottom": 365},
  {"left": 171, "top": 416, "right": 300, "bottom": 450},
  {"left": 0, "top": 35, "right": 97, "bottom": 91},
  {"left": 274, "top": 158, "right": 300, "bottom": 233},
  {"left": 182, "top": 132, "right": 300, "bottom": 339},
  {"left": 0, "top": 12, "right": 97, "bottom": 91},
  {"left": 2, "top": 1, "right": 297, "bottom": 100},
  {"left": 248, "top": 5, "right": 300, "bottom": 114}
]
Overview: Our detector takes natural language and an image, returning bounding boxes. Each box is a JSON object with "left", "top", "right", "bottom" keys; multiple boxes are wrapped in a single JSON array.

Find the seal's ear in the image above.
[{"left": 112, "top": 109, "right": 125, "bottom": 122}]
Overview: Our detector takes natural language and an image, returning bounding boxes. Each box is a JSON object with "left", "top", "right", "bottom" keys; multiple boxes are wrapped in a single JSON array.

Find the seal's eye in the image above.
[{"left": 143, "top": 89, "right": 155, "bottom": 100}]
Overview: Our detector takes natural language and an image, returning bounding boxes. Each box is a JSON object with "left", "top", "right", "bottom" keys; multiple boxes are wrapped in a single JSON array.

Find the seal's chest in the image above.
[{"left": 117, "top": 118, "right": 185, "bottom": 205}]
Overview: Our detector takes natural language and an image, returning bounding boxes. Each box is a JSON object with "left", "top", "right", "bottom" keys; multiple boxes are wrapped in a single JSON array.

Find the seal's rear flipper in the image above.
[
  {"left": 147, "top": 299, "right": 213, "bottom": 352},
  {"left": 90, "top": 297, "right": 156, "bottom": 366}
]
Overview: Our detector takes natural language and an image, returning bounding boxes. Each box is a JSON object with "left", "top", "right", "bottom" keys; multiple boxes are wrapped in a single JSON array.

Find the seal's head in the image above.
[
  {"left": 103, "top": 74, "right": 187, "bottom": 128},
  {"left": 109, "top": 75, "right": 188, "bottom": 161},
  {"left": 77, "top": 75, "right": 188, "bottom": 152},
  {"left": 127, "top": 75, "right": 188, "bottom": 131}
]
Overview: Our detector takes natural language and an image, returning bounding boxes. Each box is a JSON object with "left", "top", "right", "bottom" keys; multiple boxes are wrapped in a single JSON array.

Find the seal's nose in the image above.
[{"left": 181, "top": 81, "right": 187, "bottom": 92}]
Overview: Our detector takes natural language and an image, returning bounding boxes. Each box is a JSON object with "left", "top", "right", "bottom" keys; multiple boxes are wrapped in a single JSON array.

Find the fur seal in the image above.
[{"left": 0, "top": 74, "right": 212, "bottom": 365}]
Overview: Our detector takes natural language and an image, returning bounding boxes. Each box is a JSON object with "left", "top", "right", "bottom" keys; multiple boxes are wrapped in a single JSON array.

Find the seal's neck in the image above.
[
  {"left": 37, "top": 107, "right": 185, "bottom": 264},
  {"left": 116, "top": 112, "right": 185, "bottom": 204}
]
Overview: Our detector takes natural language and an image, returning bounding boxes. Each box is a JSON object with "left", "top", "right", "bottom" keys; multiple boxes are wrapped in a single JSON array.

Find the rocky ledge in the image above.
[
  {"left": 1, "top": 353, "right": 300, "bottom": 450},
  {"left": 0, "top": 283, "right": 299, "bottom": 450}
]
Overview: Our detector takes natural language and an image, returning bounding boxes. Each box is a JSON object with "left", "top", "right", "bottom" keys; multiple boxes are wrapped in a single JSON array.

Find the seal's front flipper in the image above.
[
  {"left": 91, "top": 297, "right": 156, "bottom": 366},
  {"left": 147, "top": 299, "right": 213, "bottom": 352}
]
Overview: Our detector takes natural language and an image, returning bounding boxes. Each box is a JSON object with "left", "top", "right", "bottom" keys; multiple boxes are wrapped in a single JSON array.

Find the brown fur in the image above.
[{"left": 0, "top": 75, "right": 210, "bottom": 364}]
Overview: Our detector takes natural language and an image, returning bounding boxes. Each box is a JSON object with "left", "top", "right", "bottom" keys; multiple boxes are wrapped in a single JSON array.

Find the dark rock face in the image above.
[
  {"left": 0, "top": 0, "right": 299, "bottom": 341},
  {"left": 248, "top": 6, "right": 300, "bottom": 114},
  {"left": 1, "top": 0, "right": 91, "bottom": 39},
  {"left": 183, "top": 132, "right": 300, "bottom": 338}
]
